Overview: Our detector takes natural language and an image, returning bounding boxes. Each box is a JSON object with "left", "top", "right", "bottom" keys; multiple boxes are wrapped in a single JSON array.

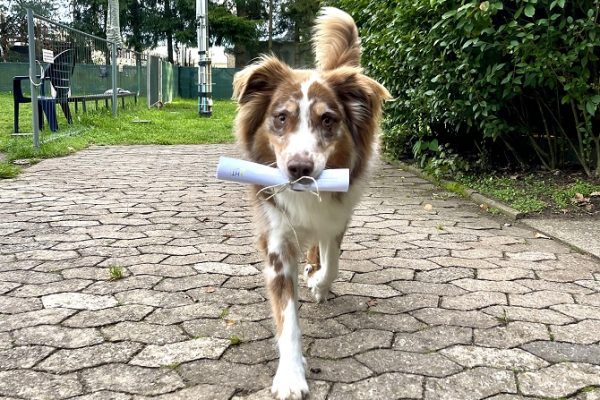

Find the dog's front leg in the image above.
[
  {"left": 306, "top": 233, "right": 342, "bottom": 303},
  {"left": 265, "top": 241, "right": 308, "bottom": 400}
]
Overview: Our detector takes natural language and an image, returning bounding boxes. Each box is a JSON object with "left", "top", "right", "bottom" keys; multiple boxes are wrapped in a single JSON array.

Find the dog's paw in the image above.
[
  {"left": 271, "top": 365, "right": 309, "bottom": 400},
  {"left": 306, "top": 274, "right": 329, "bottom": 303}
]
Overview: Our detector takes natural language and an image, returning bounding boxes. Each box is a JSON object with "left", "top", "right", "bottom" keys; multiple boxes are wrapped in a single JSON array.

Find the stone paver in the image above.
[{"left": 0, "top": 144, "right": 599, "bottom": 399}]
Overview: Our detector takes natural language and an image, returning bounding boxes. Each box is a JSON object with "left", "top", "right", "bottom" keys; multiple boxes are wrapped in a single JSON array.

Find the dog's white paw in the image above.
[
  {"left": 306, "top": 273, "right": 329, "bottom": 303},
  {"left": 271, "top": 364, "right": 309, "bottom": 400}
]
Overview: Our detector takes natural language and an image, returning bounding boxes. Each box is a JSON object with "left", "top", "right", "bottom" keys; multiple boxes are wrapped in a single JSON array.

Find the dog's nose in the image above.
[{"left": 287, "top": 158, "right": 314, "bottom": 180}]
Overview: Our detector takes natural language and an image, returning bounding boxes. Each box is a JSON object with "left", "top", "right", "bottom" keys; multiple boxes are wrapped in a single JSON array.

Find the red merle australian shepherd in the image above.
[{"left": 232, "top": 7, "right": 390, "bottom": 400}]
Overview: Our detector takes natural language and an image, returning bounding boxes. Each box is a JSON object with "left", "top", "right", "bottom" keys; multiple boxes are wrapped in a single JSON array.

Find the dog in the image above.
[{"left": 232, "top": 7, "right": 390, "bottom": 400}]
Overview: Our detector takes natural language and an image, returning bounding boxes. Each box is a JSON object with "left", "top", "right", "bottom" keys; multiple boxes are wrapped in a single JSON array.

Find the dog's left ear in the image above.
[
  {"left": 324, "top": 67, "right": 391, "bottom": 147},
  {"left": 233, "top": 56, "right": 292, "bottom": 104}
]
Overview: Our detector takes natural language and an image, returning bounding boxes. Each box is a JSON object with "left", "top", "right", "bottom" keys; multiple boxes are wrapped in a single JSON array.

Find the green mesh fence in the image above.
[{"left": 1, "top": 63, "right": 235, "bottom": 100}]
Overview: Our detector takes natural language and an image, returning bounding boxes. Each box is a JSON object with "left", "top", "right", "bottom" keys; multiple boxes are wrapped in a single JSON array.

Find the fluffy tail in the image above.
[{"left": 312, "top": 7, "right": 360, "bottom": 71}]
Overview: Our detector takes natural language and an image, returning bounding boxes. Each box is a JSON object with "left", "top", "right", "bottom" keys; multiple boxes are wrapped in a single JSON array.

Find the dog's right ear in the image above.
[{"left": 233, "top": 56, "right": 291, "bottom": 104}]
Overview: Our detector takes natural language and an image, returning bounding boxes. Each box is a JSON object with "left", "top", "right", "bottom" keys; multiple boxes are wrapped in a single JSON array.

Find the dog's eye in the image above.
[
  {"left": 322, "top": 115, "right": 333, "bottom": 128},
  {"left": 276, "top": 113, "right": 287, "bottom": 124}
]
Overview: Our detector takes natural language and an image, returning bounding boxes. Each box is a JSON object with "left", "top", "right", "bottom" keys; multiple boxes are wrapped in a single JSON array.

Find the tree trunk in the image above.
[
  {"left": 165, "top": 0, "right": 174, "bottom": 63},
  {"left": 268, "top": 0, "right": 273, "bottom": 52}
]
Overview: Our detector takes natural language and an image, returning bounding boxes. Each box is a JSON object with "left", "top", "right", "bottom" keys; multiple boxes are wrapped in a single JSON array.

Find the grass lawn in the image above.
[
  {"left": 456, "top": 172, "right": 600, "bottom": 217},
  {"left": 0, "top": 92, "right": 236, "bottom": 178}
]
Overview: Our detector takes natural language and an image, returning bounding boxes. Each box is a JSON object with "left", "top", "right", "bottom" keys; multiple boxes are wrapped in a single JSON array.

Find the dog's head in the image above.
[{"left": 233, "top": 56, "right": 390, "bottom": 182}]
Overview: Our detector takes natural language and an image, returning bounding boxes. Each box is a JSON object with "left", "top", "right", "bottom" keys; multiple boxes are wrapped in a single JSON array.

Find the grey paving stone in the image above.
[
  {"left": 13, "top": 325, "right": 104, "bottom": 348},
  {"left": 144, "top": 302, "right": 224, "bottom": 325},
  {"left": 102, "top": 321, "right": 188, "bottom": 344},
  {"left": 441, "top": 291, "right": 507, "bottom": 310},
  {"left": 509, "top": 290, "right": 574, "bottom": 308},
  {"left": 429, "top": 256, "right": 499, "bottom": 269},
  {"left": 551, "top": 304, "right": 600, "bottom": 320},
  {"left": 416, "top": 267, "right": 474, "bottom": 283},
  {"left": 115, "top": 289, "right": 193, "bottom": 307},
  {"left": 62, "top": 304, "right": 154, "bottom": 328},
  {"left": 371, "top": 293, "right": 438, "bottom": 315},
  {"left": 230, "top": 381, "right": 330, "bottom": 400},
  {"left": 133, "top": 384, "right": 237, "bottom": 400},
  {"left": 183, "top": 318, "right": 273, "bottom": 341},
  {"left": 187, "top": 287, "right": 265, "bottom": 305},
  {"left": 474, "top": 321, "right": 550, "bottom": 348},
  {"left": 221, "top": 339, "right": 278, "bottom": 364},
  {"left": 0, "top": 345, "right": 54, "bottom": 369},
  {"left": 127, "top": 263, "right": 197, "bottom": 277},
  {"left": 83, "top": 276, "right": 162, "bottom": 295},
  {"left": 178, "top": 359, "right": 272, "bottom": 391},
  {"left": 0, "top": 308, "right": 76, "bottom": 332},
  {"left": 11, "top": 278, "right": 93, "bottom": 297},
  {"left": 329, "top": 282, "right": 400, "bottom": 298},
  {"left": 521, "top": 341, "right": 600, "bottom": 364},
  {"left": 70, "top": 391, "right": 133, "bottom": 400},
  {"left": 394, "top": 325, "right": 472, "bottom": 352},
  {"left": 310, "top": 329, "right": 393, "bottom": 359},
  {"left": 484, "top": 305, "right": 575, "bottom": 325},
  {"left": 477, "top": 267, "right": 535, "bottom": 280},
  {"left": 37, "top": 342, "right": 143, "bottom": 373},
  {"left": 306, "top": 357, "right": 373, "bottom": 383},
  {"left": 130, "top": 337, "right": 230, "bottom": 367},
  {"left": 299, "top": 296, "right": 368, "bottom": 319},
  {"left": 154, "top": 275, "right": 229, "bottom": 292},
  {"left": 518, "top": 363, "right": 600, "bottom": 398},
  {"left": 516, "top": 278, "right": 594, "bottom": 294},
  {"left": 372, "top": 257, "right": 439, "bottom": 271},
  {"left": 328, "top": 372, "right": 423, "bottom": 400},
  {"left": 42, "top": 292, "right": 118, "bottom": 310},
  {"left": 0, "top": 370, "right": 83, "bottom": 399},
  {"left": 440, "top": 345, "right": 548, "bottom": 370},
  {"left": 0, "top": 332, "right": 12, "bottom": 349},
  {"left": 452, "top": 278, "right": 530, "bottom": 294},
  {"left": 0, "top": 281, "right": 20, "bottom": 294},
  {"left": 506, "top": 251, "right": 556, "bottom": 261},
  {"left": 550, "top": 320, "right": 600, "bottom": 344},
  {"left": 81, "top": 364, "right": 185, "bottom": 396},
  {"left": 351, "top": 267, "right": 413, "bottom": 284},
  {"left": 412, "top": 308, "right": 499, "bottom": 328},
  {"left": 335, "top": 311, "right": 425, "bottom": 333},
  {"left": 424, "top": 367, "right": 517, "bottom": 400},
  {"left": 355, "top": 349, "right": 462, "bottom": 377},
  {"left": 0, "top": 295, "right": 42, "bottom": 314},
  {"left": 390, "top": 280, "right": 467, "bottom": 296},
  {"left": 193, "top": 262, "right": 259, "bottom": 276}
]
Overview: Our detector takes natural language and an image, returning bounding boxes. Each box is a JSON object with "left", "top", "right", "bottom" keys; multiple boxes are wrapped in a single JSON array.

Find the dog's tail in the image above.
[{"left": 312, "top": 7, "right": 360, "bottom": 71}]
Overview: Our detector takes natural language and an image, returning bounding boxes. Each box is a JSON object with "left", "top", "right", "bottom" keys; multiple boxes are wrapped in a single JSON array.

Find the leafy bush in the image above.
[{"left": 331, "top": 0, "right": 600, "bottom": 177}]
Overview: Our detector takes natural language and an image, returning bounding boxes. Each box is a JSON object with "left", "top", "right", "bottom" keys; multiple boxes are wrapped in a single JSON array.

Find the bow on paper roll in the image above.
[{"left": 215, "top": 156, "right": 349, "bottom": 192}]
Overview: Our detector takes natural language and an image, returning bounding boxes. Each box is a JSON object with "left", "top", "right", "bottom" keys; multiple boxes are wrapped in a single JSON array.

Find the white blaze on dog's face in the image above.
[{"left": 267, "top": 76, "right": 349, "bottom": 181}]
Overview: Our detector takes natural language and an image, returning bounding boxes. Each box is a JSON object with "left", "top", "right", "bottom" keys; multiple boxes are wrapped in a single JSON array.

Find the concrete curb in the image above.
[{"left": 390, "top": 160, "right": 524, "bottom": 221}]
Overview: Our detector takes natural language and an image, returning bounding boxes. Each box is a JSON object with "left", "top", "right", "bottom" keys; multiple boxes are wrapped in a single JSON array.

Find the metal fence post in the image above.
[
  {"left": 111, "top": 42, "right": 117, "bottom": 117},
  {"left": 27, "top": 9, "right": 40, "bottom": 148}
]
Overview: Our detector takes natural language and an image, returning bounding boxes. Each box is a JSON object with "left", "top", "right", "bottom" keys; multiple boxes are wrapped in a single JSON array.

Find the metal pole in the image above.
[
  {"left": 196, "top": 0, "right": 212, "bottom": 117},
  {"left": 27, "top": 9, "right": 40, "bottom": 148},
  {"left": 111, "top": 42, "right": 117, "bottom": 117}
]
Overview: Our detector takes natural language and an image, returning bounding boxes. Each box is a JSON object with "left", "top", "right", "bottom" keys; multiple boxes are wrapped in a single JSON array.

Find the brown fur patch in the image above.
[
  {"left": 306, "top": 245, "right": 321, "bottom": 278},
  {"left": 267, "top": 273, "right": 294, "bottom": 336}
]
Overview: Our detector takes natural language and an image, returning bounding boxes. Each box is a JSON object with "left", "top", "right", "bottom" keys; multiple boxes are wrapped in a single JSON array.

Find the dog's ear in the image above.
[
  {"left": 233, "top": 56, "right": 292, "bottom": 104},
  {"left": 233, "top": 57, "right": 292, "bottom": 158},
  {"left": 324, "top": 67, "right": 391, "bottom": 148}
]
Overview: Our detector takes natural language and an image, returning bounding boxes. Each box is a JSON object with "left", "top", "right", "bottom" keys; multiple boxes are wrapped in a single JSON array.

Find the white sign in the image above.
[
  {"left": 42, "top": 49, "right": 54, "bottom": 63},
  {"left": 118, "top": 64, "right": 124, "bottom": 72}
]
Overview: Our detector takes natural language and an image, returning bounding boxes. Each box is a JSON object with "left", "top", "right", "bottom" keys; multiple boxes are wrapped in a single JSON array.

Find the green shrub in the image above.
[{"left": 331, "top": 0, "right": 600, "bottom": 177}]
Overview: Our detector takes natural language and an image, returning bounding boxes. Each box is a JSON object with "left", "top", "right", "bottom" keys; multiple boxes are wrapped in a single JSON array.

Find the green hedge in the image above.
[{"left": 332, "top": 0, "right": 600, "bottom": 177}]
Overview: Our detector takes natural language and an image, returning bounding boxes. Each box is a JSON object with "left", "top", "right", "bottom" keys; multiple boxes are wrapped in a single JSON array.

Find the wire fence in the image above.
[{"left": 20, "top": 10, "right": 148, "bottom": 147}]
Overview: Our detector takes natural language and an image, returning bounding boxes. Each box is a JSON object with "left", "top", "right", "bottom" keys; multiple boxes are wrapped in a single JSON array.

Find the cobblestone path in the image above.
[{"left": 1, "top": 145, "right": 599, "bottom": 400}]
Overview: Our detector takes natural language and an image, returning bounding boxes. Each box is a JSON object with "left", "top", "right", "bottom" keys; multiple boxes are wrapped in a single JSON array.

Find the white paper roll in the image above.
[{"left": 216, "top": 156, "right": 349, "bottom": 192}]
